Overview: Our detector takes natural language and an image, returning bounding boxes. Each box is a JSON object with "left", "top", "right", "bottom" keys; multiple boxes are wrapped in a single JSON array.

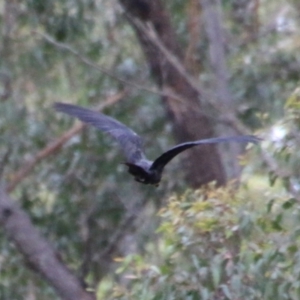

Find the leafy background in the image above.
[{"left": 0, "top": 0, "right": 300, "bottom": 299}]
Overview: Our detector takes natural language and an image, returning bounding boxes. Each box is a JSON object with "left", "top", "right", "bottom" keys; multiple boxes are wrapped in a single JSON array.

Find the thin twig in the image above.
[
  {"left": 33, "top": 30, "right": 187, "bottom": 104},
  {"left": 0, "top": 147, "right": 11, "bottom": 179}
]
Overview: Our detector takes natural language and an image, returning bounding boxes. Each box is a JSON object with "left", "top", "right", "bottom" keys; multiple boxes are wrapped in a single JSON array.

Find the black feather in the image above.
[
  {"left": 150, "top": 135, "right": 261, "bottom": 172},
  {"left": 55, "top": 102, "right": 145, "bottom": 163}
]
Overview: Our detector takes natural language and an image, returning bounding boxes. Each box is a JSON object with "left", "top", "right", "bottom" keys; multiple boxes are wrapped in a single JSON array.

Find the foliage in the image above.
[{"left": 103, "top": 183, "right": 300, "bottom": 300}]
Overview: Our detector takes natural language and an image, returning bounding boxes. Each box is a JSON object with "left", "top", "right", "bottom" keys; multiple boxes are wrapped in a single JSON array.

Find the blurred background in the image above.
[{"left": 0, "top": 0, "right": 300, "bottom": 299}]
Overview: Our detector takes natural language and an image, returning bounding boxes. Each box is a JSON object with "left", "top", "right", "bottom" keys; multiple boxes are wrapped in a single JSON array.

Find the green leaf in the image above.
[{"left": 282, "top": 198, "right": 297, "bottom": 210}]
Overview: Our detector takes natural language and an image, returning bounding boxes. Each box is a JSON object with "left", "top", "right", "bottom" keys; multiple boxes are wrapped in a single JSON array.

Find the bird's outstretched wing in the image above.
[
  {"left": 55, "top": 102, "right": 145, "bottom": 163},
  {"left": 150, "top": 135, "right": 261, "bottom": 172}
]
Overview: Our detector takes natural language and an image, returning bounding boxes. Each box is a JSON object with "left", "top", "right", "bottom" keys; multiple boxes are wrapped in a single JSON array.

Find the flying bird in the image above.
[{"left": 55, "top": 102, "right": 260, "bottom": 186}]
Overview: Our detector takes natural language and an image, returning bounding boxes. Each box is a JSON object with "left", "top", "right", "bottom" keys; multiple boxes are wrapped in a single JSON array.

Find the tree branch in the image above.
[
  {"left": 33, "top": 30, "right": 247, "bottom": 132},
  {"left": 0, "top": 185, "right": 95, "bottom": 300}
]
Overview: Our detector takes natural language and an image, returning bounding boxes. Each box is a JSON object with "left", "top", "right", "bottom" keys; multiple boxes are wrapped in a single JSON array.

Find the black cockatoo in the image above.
[{"left": 55, "top": 103, "right": 260, "bottom": 186}]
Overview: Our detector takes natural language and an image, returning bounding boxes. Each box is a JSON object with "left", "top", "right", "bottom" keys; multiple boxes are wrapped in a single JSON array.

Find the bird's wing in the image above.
[
  {"left": 150, "top": 135, "right": 261, "bottom": 172},
  {"left": 55, "top": 102, "right": 145, "bottom": 163}
]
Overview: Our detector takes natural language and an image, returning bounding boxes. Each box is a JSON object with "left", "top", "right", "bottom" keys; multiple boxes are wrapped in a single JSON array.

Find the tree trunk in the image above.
[
  {"left": 119, "top": 0, "right": 227, "bottom": 187},
  {"left": 201, "top": 0, "right": 243, "bottom": 181}
]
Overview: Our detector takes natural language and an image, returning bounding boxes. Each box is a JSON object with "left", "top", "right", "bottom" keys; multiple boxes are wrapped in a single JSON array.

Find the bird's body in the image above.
[
  {"left": 55, "top": 102, "right": 261, "bottom": 186},
  {"left": 125, "top": 160, "right": 161, "bottom": 185}
]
